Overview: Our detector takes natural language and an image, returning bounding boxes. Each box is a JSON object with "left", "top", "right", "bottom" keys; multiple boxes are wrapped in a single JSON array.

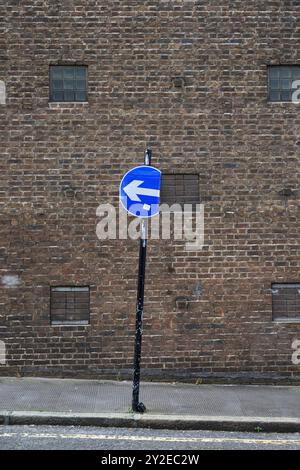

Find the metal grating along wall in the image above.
[
  {"left": 160, "top": 174, "right": 199, "bottom": 205},
  {"left": 50, "top": 286, "right": 90, "bottom": 324},
  {"left": 272, "top": 283, "right": 300, "bottom": 321}
]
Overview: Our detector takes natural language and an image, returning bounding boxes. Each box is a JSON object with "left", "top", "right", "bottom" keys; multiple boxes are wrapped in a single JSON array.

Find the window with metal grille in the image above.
[
  {"left": 272, "top": 283, "right": 300, "bottom": 322},
  {"left": 50, "top": 287, "right": 90, "bottom": 325},
  {"left": 49, "top": 66, "right": 88, "bottom": 102},
  {"left": 160, "top": 174, "right": 199, "bottom": 205},
  {"left": 268, "top": 66, "right": 300, "bottom": 102}
]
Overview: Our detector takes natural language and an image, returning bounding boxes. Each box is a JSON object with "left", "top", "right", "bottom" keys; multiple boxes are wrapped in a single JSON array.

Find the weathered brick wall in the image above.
[{"left": 0, "top": 0, "right": 300, "bottom": 382}]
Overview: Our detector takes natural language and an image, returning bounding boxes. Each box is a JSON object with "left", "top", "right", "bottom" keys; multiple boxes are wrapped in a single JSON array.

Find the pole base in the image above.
[{"left": 132, "top": 402, "right": 146, "bottom": 413}]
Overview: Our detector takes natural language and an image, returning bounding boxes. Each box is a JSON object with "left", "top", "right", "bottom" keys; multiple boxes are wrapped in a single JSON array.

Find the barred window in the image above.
[
  {"left": 50, "top": 66, "right": 88, "bottom": 102},
  {"left": 160, "top": 174, "right": 199, "bottom": 205},
  {"left": 272, "top": 283, "right": 300, "bottom": 322},
  {"left": 0, "top": 80, "right": 6, "bottom": 105},
  {"left": 268, "top": 66, "right": 300, "bottom": 102},
  {"left": 50, "top": 286, "right": 90, "bottom": 325}
]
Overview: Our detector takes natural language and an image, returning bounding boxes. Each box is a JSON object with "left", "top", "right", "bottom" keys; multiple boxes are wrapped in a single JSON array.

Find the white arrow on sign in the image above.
[{"left": 123, "top": 180, "right": 160, "bottom": 202}]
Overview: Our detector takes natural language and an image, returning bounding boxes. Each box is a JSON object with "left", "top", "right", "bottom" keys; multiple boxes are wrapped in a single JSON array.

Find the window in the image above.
[
  {"left": 49, "top": 66, "right": 88, "bottom": 102},
  {"left": 50, "top": 286, "right": 90, "bottom": 325},
  {"left": 160, "top": 174, "right": 199, "bottom": 205},
  {"left": 268, "top": 66, "right": 300, "bottom": 102},
  {"left": 0, "top": 80, "right": 6, "bottom": 105},
  {"left": 272, "top": 283, "right": 300, "bottom": 322}
]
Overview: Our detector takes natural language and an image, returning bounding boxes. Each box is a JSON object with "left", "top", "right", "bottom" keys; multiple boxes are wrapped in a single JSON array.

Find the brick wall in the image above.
[{"left": 0, "top": 0, "right": 300, "bottom": 383}]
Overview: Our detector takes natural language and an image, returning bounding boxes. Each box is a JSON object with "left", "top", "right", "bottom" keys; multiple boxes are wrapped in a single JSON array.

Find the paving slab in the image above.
[{"left": 0, "top": 377, "right": 299, "bottom": 431}]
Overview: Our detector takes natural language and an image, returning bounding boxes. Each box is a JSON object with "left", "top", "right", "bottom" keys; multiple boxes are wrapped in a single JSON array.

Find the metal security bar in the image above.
[
  {"left": 272, "top": 283, "right": 300, "bottom": 321},
  {"left": 50, "top": 66, "right": 88, "bottom": 102},
  {"left": 50, "top": 286, "right": 90, "bottom": 325},
  {"left": 268, "top": 66, "right": 300, "bottom": 102},
  {"left": 160, "top": 174, "right": 199, "bottom": 205}
]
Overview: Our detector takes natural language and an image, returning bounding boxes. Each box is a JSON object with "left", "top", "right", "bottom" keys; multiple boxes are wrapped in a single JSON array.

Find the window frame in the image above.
[
  {"left": 268, "top": 65, "right": 300, "bottom": 103},
  {"left": 49, "top": 65, "right": 88, "bottom": 103},
  {"left": 160, "top": 173, "right": 200, "bottom": 207},
  {"left": 50, "top": 286, "right": 90, "bottom": 326},
  {"left": 272, "top": 283, "right": 300, "bottom": 323}
]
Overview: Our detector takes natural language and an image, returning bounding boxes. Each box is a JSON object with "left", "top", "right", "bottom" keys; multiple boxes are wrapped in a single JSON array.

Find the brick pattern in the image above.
[{"left": 0, "top": 1, "right": 300, "bottom": 382}]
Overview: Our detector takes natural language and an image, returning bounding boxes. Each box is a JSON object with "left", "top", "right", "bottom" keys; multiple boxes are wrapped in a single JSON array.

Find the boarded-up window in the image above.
[
  {"left": 50, "top": 287, "right": 90, "bottom": 325},
  {"left": 160, "top": 174, "right": 199, "bottom": 205},
  {"left": 272, "top": 283, "right": 300, "bottom": 322}
]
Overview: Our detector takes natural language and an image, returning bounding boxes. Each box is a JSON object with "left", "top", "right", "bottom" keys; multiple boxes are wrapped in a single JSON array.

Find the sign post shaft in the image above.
[{"left": 132, "top": 149, "right": 152, "bottom": 413}]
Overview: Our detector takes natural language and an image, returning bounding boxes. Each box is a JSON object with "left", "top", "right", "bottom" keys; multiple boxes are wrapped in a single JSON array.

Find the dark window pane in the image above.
[
  {"left": 50, "top": 66, "right": 87, "bottom": 102},
  {"left": 160, "top": 174, "right": 199, "bottom": 206},
  {"left": 52, "top": 79, "right": 63, "bottom": 90},
  {"left": 75, "top": 91, "right": 87, "bottom": 101},
  {"left": 52, "top": 91, "right": 64, "bottom": 101},
  {"left": 272, "top": 284, "right": 300, "bottom": 321},
  {"left": 76, "top": 67, "right": 87, "bottom": 78},
  {"left": 64, "top": 90, "right": 75, "bottom": 101},
  {"left": 76, "top": 79, "right": 86, "bottom": 90},
  {"left": 283, "top": 68, "right": 292, "bottom": 78},
  {"left": 268, "top": 66, "right": 300, "bottom": 102},
  {"left": 63, "top": 68, "right": 75, "bottom": 79},
  {"left": 269, "top": 67, "right": 279, "bottom": 78},
  {"left": 51, "top": 68, "right": 63, "bottom": 79},
  {"left": 64, "top": 79, "right": 74, "bottom": 90},
  {"left": 51, "top": 286, "right": 90, "bottom": 324},
  {"left": 281, "top": 79, "right": 291, "bottom": 89},
  {"left": 269, "top": 90, "right": 280, "bottom": 101},
  {"left": 281, "top": 90, "right": 292, "bottom": 101}
]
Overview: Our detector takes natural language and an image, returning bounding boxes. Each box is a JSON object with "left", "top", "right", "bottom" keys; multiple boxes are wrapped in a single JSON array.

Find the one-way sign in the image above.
[{"left": 120, "top": 165, "right": 161, "bottom": 218}]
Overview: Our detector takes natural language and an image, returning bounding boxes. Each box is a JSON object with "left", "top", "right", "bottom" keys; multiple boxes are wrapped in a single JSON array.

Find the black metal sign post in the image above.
[{"left": 132, "top": 148, "right": 152, "bottom": 413}]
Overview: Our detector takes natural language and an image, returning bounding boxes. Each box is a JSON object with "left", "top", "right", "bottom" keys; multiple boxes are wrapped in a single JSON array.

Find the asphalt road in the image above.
[{"left": 0, "top": 425, "right": 300, "bottom": 450}]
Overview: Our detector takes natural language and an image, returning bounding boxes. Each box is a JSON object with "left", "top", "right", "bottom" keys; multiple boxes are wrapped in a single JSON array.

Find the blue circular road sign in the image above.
[{"left": 120, "top": 165, "right": 161, "bottom": 218}]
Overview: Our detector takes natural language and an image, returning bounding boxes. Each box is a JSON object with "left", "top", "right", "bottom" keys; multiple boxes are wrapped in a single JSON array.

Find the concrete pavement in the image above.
[{"left": 0, "top": 377, "right": 299, "bottom": 432}]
